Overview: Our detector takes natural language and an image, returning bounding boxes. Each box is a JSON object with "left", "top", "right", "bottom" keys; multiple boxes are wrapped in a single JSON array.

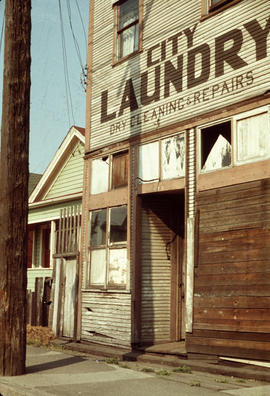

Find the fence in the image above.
[{"left": 27, "top": 277, "right": 52, "bottom": 326}]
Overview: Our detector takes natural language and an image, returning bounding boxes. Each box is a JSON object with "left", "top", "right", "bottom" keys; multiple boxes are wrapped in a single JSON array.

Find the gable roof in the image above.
[
  {"left": 29, "top": 126, "right": 85, "bottom": 204},
  {"left": 28, "top": 173, "right": 42, "bottom": 196}
]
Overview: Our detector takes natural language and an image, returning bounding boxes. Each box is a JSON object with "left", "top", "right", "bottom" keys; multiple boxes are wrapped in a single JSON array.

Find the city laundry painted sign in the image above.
[{"left": 100, "top": 17, "right": 270, "bottom": 135}]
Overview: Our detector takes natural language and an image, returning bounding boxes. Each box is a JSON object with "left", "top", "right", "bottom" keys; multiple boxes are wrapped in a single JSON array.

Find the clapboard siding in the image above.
[
  {"left": 187, "top": 179, "right": 270, "bottom": 359},
  {"left": 81, "top": 292, "right": 132, "bottom": 348},
  {"left": 28, "top": 199, "right": 81, "bottom": 224},
  {"left": 140, "top": 200, "right": 172, "bottom": 343},
  {"left": 44, "top": 142, "right": 84, "bottom": 199},
  {"left": 89, "top": 0, "right": 270, "bottom": 150},
  {"left": 27, "top": 269, "right": 53, "bottom": 292}
]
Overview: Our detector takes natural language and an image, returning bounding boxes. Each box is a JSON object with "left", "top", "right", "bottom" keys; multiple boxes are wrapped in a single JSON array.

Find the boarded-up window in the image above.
[
  {"left": 138, "top": 141, "right": 159, "bottom": 183},
  {"left": 90, "top": 158, "right": 109, "bottom": 195},
  {"left": 200, "top": 121, "right": 231, "bottom": 172},
  {"left": 161, "top": 134, "right": 185, "bottom": 180},
  {"left": 235, "top": 110, "right": 270, "bottom": 165},
  {"left": 112, "top": 151, "right": 128, "bottom": 189},
  {"left": 108, "top": 248, "right": 127, "bottom": 286}
]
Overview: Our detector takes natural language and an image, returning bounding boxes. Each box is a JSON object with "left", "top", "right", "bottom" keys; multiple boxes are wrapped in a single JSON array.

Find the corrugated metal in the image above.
[
  {"left": 81, "top": 291, "right": 132, "bottom": 348},
  {"left": 45, "top": 142, "right": 84, "bottom": 199},
  {"left": 89, "top": 0, "right": 270, "bottom": 150},
  {"left": 140, "top": 199, "right": 172, "bottom": 343}
]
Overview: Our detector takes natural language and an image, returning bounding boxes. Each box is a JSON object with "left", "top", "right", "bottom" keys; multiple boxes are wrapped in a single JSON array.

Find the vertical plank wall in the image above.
[{"left": 187, "top": 179, "right": 270, "bottom": 360}]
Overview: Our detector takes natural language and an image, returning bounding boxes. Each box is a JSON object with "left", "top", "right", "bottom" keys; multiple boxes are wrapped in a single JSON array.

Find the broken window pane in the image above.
[
  {"left": 110, "top": 206, "right": 127, "bottom": 244},
  {"left": 138, "top": 142, "right": 159, "bottom": 183},
  {"left": 90, "top": 158, "right": 109, "bottom": 195},
  {"left": 235, "top": 111, "right": 270, "bottom": 164},
  {"left": 108, "top": 248, "right": 127, "bottom": 286},
  {"left": 201, "top": 121, "right": 231, "bottom": 172},
  {"left": 90, "top": 209, "right": 106, "bottom": 247},
  {"left": 112, "top": 151, "right": 128, "bottom": 189},
  {"left": 161, "top": 134, "right": 185, "bottom": 180},
  {"left": 90, "top": 249, "right": 106, "bottom": 285}
]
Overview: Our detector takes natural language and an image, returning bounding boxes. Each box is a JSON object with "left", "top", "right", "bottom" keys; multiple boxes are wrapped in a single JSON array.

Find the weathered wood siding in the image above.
[
  {"left": 81, "top": 292, "right": 132, "bottom": 348},
  {"left": 187, "top": 179, "right": 270, "bottom": 360},
  {"left": 140, "top": 200, "right": 172, "bottom": 344},
  {"left": 44, "top": 142, "right": 84, "bottom": 199},
  {"left": 28, "top": 199, "right": 81, "bottom": 224},
  {"left": 89, "top": 0, "right": 270, "bottom": 150}
]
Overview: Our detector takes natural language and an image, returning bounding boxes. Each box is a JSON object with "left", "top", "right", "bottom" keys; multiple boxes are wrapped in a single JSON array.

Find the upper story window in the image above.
[
  {"left": 90, "top": 151, "right": 128, "bottom": 195},
  {"left": 137, "top": 133, "right": 185, "bottom": 184},
  {"left": 198, "top": 106, "right": 270, "bottom": 174},
  {"left": 114, "top": 0, "right": 141, "bottom": 63},
  {"left": 203, "top": 0, "right": 234, "bottom": 16}
]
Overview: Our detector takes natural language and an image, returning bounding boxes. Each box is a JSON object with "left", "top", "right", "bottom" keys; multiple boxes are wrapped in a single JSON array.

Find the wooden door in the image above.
[
  {"left": 140, "top": 196, "right": 184, "bottom": 344},
  {"left": 62, "top": 258, "right": 77, "bottom": 338}
]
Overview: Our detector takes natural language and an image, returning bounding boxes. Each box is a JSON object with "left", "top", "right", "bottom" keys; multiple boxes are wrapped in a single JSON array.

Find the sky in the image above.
[{"left": 0, "top": 0, "right": 89, "bottom": 174}]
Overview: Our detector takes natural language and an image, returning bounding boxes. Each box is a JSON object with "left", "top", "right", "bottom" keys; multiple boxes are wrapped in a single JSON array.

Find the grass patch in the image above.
[
  {"left": 105, "top": 357, "right": 119, "bottom": 365},
  {"left": 215, "top": 378, "right": 229, "bottom": 383},
  {"left": 172, "top": 365, "right": 192, "bottom": 374},
  {"left": 119, "top": 363, "right": 130, "bottom": 369},
  {"left": 236, "top": 378, "right": 246, "bottom": 383},
  {"left": 141, "top": 367, "right": 155, "bottom": 373},
  {"left": 156, "top": 369, "right": 171, "bottom": 376}
]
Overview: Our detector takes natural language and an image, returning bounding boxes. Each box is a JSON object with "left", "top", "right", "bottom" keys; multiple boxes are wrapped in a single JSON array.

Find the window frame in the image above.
[
  {"left": 113, "top": 0, "right": 143, "bottom": 64},
  {"left": 198, "top": 119, "right": 233, "bottom": 174},
  {"left": 197, "top": 105, "right": 270, "bottom": 174},
  {"left": 137, "top": 132, "right": 186, "bottom": 184},
  {"left": 88, "top": 205, "right": 128, "bottom": 290},
  {"left": 90, "top": 150, "right": 129, "bottom": 195},
  {"left": 202, "top": 0, "right": 241, "bottom": 18}
]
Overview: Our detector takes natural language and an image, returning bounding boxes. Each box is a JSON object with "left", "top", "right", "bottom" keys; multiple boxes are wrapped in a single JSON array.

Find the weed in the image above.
[
  {"left": 119, "top": 363, "right": 130, "bottom": 369},
  {"left": 141, "top": 367, "right": 155, "bottom": 373},
  {"left": 156, "top": 369, "right": 171, "bottom": 376},
  {"left": 105, "top": 357, "right": 119, "bottom": 365},
  {"left": 190, "top": 382, "right": 201, "bottom": 387},
  {"left": 215, "top": 378, "right": 229, "bottom": 383},
  {"left": 236, "top": 378, "right": 246, "bottom": 383},
  {"left": 172, "top": 365, "right": 192, "bottom": 374}
]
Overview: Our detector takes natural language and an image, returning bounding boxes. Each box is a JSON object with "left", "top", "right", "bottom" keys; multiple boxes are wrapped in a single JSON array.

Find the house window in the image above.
[
  {"left": 112, "top": 151, "right": 128, "bottom": 189},
  {"left": 89, "top": 205, "right": 127, "bottom": 289},
  {"left": 90, "top": 151, "right": 128, "bottom": 195},
  {"left": 200, "top": 121, "right": 231, "bottom": 173},
  {"left": 203, "top": 0, "right": 234, "bottom": 15},
  {"left": 137, "top": 133, "right": 185, "bottom": 183},
  {"left": 114, "top": 0, "right": 141, "bottom": 62},
  {"left": 234, "top": 107, "right": 270, "bottom": 165}
]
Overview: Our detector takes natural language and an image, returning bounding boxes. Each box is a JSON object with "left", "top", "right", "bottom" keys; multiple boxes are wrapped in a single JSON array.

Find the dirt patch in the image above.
[{"left": 27, "top": 325, "right": 56, "bottom": 346}]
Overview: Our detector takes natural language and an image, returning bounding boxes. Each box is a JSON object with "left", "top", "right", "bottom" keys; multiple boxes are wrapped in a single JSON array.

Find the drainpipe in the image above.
[{"left": 186, "top": 128, "right": 196, "bottom": 333}]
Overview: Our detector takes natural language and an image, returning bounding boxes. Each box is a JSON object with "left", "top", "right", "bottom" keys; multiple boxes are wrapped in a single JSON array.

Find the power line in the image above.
[
  {"left": 58, "top": 0, "right": 75, "bottom": 126},
  {"left": 66, "top": 0, "right": 87, "bottom": 93}
]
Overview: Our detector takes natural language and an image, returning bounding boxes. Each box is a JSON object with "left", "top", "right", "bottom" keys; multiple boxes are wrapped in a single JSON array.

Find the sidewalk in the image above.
[{"left": 0, "top": 342, "right": 270, "bottom": 396}]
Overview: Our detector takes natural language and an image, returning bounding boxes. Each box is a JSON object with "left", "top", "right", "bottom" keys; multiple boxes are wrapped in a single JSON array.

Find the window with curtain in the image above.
[{"left": 114, "top": 0, "right": 140, "bottom": 62}]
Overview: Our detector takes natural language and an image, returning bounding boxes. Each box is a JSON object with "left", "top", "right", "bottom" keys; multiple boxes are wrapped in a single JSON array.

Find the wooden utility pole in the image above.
[{"left": 0, "top": 0, "right": 31, "bottom": 376}]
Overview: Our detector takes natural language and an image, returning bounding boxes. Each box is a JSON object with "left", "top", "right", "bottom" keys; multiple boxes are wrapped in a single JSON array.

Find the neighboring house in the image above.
[
  {"left": 80, "top": 0, "right": 270, "bottom": 361},
  {"left": 27, "top": 126, "right": 85, "bottom": 295}
]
